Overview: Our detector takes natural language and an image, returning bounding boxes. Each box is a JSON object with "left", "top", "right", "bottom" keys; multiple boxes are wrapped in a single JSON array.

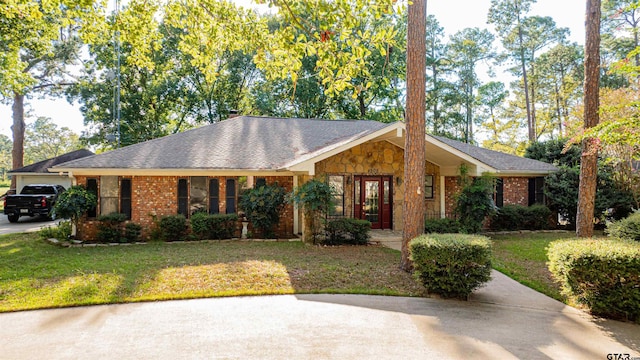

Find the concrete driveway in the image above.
[
  {"left": 0, "top": 292, "right": 638, "bottom": 360},
  {"left": 0, "top": 213, "right": 58, "bottom": 235}
]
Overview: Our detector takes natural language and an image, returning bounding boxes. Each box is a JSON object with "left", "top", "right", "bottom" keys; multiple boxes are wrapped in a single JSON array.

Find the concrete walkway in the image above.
[{"left": 0, "top": 231, "right": 638, "bottom": 359}]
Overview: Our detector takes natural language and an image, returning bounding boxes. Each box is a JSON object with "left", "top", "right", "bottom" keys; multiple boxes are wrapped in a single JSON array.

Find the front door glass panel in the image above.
[{"left": 364, "top": 181, "right": 379, "bottom": 224}]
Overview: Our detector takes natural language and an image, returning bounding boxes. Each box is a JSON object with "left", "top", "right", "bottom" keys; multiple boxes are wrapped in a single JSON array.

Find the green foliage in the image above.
[
  {"left": 24, "top": 117, "right": 83, "bottom": 164},
  {"left": 548, "top": 239, "right": 640, "bottom": 323},
  {"left": 526, "top": 140, "right": 636, "bottom": 228},
  {"left": 489, "top": 204, "right": 552, "bottom": 231},
  {"left": 454, "top": 168, "right": 497, "bottom": 233},
  {"left": 424, "top": 218, "right": 462, "bottom": 234},
  {"left": 239, "top": 184, "right": 287, "bottom": 238},
  {"left": 190, "top": 212, "right": 238, "bottom": 240},
  {"left": 95, "top": 213, "right": 141, "bottom": 243},
  {"left": 96, "top": 213, "right": 128, "bottom": 243},
  {"left": 324, "top": 218, "right": 371, "bottom": 245},
  {"left": 606, "top": 211, "right": 640, "bottom": 242},
  {"left": 410, "top": 234, "right": 492, "bottom": 299},
  {"left": 124, "top": 222, "right": 143, "bottom": 243},
  {"left": 290, "top": 179, "right": 335, "bottom": 243},
  {"left": 38, "top": 221, "right": 72, "bottom": 241},
  {"left": 54, "top": 186, "right": 97, "bottom": 232},
  {"left": 524, "top": 139, "right": 581, "bottom": 168},
  {"left": 158, "top": 215, "right": 188, "bottom": 241}
]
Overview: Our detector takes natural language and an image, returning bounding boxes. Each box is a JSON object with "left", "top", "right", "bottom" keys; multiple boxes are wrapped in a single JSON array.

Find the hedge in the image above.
[
  {"left": 190, "top": 212, "right": 238, "bottom": 240},
  {"left": 606, "top": 211, "right": 640, "bottom": 242},
  {"left": 325, "top": 218, "right": 371, "bottom": 245},
  {"left": 424, "top": 218, "right": 461, "bottom": 234},
  {"left": 489, "top": 204, "right": 552, "bottom": 231},
  {"left": 409, "top": 234, "right": 492, "bottom": 299},
  {"left": 548, "top": 239, "right": 640, "bottom": 323}
]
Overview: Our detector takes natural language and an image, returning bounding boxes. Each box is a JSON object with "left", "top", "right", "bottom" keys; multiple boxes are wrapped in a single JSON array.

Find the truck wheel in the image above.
[{"left": 7, "top": 214, "right": 19, "bottom": 223}]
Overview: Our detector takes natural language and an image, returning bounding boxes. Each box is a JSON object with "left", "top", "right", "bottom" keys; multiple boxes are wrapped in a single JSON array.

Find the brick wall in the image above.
[
  {"left": 74, "top": 175, "right": 295, "bottom": 241},
  {"left": 503, "top": 177, "right": 529, "bottom": 206}
]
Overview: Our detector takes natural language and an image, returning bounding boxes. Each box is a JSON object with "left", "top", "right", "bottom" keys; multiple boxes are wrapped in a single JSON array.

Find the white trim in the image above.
[
  {"left": 48, "top": 168, "right": 297, "bottom": 177},
  {"left": 287, "top": 122, "right": 404, "bottom": 173},
  {"left": 293, "top": 175, "right": 299, "bottom": 235},
  {"left": 440, "top": 175, "right": 446, "bottom": 219},
  {"left": 425, "top": 135, "right": 498, "bottom": 174}
]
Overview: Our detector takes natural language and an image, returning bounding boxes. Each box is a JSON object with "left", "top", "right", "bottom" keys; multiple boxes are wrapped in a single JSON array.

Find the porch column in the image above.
[
  {"left": 293, "top": 175, "right": 299, "bottom": 235},
  {"left": 440, "top": 175, "right": 446, "bottom": 218}
]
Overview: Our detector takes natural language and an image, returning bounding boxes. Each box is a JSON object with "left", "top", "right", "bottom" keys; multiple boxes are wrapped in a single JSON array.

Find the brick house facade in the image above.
[{"left": 52, "top": 117, "right": 557, "bottom": 241}]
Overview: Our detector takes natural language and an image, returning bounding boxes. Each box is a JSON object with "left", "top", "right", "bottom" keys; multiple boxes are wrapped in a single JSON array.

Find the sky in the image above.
[{"left": 0, "top": 0, "right": 586, "bottom": 138}]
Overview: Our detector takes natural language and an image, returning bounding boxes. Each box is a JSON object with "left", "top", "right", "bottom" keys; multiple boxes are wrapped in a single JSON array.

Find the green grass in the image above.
[
  {"left": 490, "top": 232, "right": 578, "bottom": 302},
  {"left": 0, "top": 233, "right": 425, "bottom": 312}
]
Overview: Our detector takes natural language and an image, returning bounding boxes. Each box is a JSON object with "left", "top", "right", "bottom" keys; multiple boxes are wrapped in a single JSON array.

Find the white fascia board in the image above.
[
  {"left": 425, "top": 136, "right": 497, "bottom": 174},
  {"left": 48, "top": 168, "right": 297, "bottom": 177},
  {"left": 287, "top": 122, "right": 404, "bottom": 173}
]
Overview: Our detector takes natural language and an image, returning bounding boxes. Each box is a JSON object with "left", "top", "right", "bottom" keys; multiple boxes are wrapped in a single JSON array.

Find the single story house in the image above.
[
  {"left": 9, "top": 149, "right": 94, "bottom": 193},
  {"left": 51, "top": 116, "right": 557, "bottom": 240}
]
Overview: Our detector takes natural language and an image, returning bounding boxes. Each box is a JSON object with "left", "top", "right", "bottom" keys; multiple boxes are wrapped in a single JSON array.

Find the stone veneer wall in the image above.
[
  {"left": 315, "top": 140, "right": 404, "bottom": 230},
  {"left": 74, "top": 175, "right": 294, "bottom": 241}
]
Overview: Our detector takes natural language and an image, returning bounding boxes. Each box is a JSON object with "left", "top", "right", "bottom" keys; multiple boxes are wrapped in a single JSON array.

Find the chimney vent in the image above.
[{"left": 228, "top": 109, "right": 240, "bottom": 119}]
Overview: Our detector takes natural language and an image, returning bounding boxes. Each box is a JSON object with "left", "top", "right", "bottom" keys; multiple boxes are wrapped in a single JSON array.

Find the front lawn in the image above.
[
  {"left": 490, "top": 232, "right": 574, "bottom": 302},
  {"left": 0, "top": 233, "right": 425, "bottom": 312}
]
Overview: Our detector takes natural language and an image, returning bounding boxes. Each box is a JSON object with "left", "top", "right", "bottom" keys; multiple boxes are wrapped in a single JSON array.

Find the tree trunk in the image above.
[
  {"left": 517, "top": 12, "right": 534, "bottom": 142},
  {"left": 11, "top": 92, "right": 25, "bottom": 190},
  {"left": 402, "top": 0, "right": 427, "bottom": 271},
  {"left": 576, "top": 0, "right": 601, "bottom": 238}
]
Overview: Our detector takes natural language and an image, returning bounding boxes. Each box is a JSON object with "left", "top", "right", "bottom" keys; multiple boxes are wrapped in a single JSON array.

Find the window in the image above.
[
  {"left": 100, "top": 176, "right": 118, "bottom": 215},
  {"left": 329, "top": 175, "right": 344, "bottom": 216},
  {"left": 528, "top": 177, "right": 545, "bottom": 205},
  {"left": 226, "top": 179, "right": 236, "bottom": 214},
  {"left": 178, "top": 179, "right": 188, "bottom": 216},
  {"left": 120, "top": 178, "right": 132, "bottom": 220},
  {"left": 494, "top": 178, "right": 504, "bottom": 208},
  {"left": 86, "top": 178, "right": 98, "bottom": 218},
  {"left": 190, "top": 176, "right": 207, "bottom": 215},
  {"left": 256, "top": 178, "right": 266, "bottom": 188},
  {"left": 424, "top": 175, "right": 434, "bottom": 199},
  {"left": 209, "top": 179, "right": 220, "bottom": 214}
]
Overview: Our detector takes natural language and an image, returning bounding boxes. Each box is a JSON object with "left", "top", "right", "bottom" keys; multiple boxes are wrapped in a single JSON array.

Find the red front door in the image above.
[{"left": 354, "top": 176, "right": 392, "bottom": 229}]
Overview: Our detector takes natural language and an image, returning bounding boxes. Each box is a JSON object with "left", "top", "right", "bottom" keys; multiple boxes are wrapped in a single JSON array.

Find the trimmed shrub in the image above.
[
  {"left": 606, "top": 211, "right": 640, "bottom": 242},
  {"left": 489, "top": 204, "right": 552, "bottom": 231},
  {"left": 424, "top": 218, "right": 461, "bottom": 234},
  {"left": 548, "top": 239, "right": 640, "bottom": 323},
  {"left": 190, "top": 212, "right": 238, "bottom": 240},
  {"left": 159, "top": 214, "right": 188, "bottom": 241},
  {"left": 325, "top": 218, "right": 371, "bottom": 245},
  {"left": 410, "top": 234, "right": 492, "bottom": 299},
  {"left": 124, "top": 222, "right": 142, "bottom": 242},
  {"left": 96, "top": 213, "right": 128, "bottom": 243}
]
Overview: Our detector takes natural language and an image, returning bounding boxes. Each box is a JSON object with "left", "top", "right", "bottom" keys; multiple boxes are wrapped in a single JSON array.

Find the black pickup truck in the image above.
[{"left": 3, "top": 184, "right": 65, "bottom": 223}]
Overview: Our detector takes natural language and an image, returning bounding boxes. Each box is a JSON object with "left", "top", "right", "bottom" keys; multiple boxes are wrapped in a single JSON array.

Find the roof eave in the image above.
[{"left": 48, "top": 168, "right": 297, "bottom": 177}]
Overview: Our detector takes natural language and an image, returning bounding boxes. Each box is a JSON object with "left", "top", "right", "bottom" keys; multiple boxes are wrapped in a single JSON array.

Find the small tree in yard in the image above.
[
  {"left": 290, "top": 179, "right": 334, "bottom": 243},
  {"left": 239, "top": 183, "right": 287, "bottom": 238},
  {"left": 54, "top": 185, "right": 97, "bottom": 238}
]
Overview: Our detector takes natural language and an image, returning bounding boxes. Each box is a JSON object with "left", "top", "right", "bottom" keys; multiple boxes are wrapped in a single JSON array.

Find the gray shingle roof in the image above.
[
  {"left": 52, "top": 117, "right": 392, "bottom": 170},
  {"left": 10, "top": 149, "right": 94, "bottom": 173},
  {"left": 430, "top": 135, "right": 558, "bottom": 173}
]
